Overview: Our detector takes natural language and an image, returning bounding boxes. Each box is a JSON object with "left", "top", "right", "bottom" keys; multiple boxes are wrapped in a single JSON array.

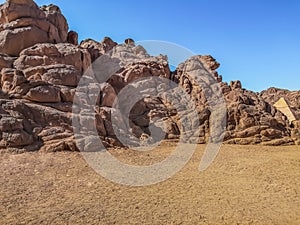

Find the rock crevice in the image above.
[{"left": 0, "top": 0, "right": 299, "bottom": 152}]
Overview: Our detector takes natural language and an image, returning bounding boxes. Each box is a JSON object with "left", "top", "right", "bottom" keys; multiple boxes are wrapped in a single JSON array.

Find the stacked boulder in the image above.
[
  {"left": 0, "top": 0, "right": 299, "bottom": 152},
  {"left": 0, "top": 0, "right": 68, "bottom": 56}
]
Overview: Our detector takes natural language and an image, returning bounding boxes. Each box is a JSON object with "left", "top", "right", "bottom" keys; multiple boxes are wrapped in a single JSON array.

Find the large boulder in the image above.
[
  {"left": 67, "top": 30, "right": 78, "bottom": 45},
  {"left": 25, "top": 85, "right": 61, "bottom": 103},
  {"left": 0, "top": 0, "right": 68, "bottom": 56},
  {"left": 14, "top": 43, "right": 91, "bottom": 73},
  {"left": 80, "top": 37, "right": 118, "bottom": 62}
]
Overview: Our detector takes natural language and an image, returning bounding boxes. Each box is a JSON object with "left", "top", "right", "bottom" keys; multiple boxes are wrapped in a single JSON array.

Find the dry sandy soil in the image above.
[{"left": 0, "top": 142, "right": 300, "bottom": 225}]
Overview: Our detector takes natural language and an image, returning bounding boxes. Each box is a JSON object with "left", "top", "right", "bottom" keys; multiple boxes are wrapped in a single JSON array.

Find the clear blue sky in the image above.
[{"left": 23, "top": 1, "right": 300, "bottom": 91}]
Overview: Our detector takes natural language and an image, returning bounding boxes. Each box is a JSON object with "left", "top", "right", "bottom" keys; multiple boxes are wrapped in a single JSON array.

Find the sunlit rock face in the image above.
[{"left": 0, "top": 0, "right": 299, "bottom": 152}]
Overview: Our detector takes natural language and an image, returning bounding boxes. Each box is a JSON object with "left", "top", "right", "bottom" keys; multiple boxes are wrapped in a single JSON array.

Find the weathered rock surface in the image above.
[
  {"left": 80, "top": 37, "right": 117, "bottom": 62},
  {"left": 0, "top": 0, "right": 299, "bottom": 152},
  {"left": 0, "top": 0, "right": 68, "bottom": 56},
  {"left": 67, "top": 30, "right": 78, "bottom": 46},
  {"left": 261, "top": 88, "right": 300, "bottom": 120},
  {"left": 171, "top": 57, "right": 296, "bottom": 146},
  {"left": 0, "top": 53, "right": 15, "bottom": 70},
  {"left": 261, "top": 88, "right": 300, "bottom": 145}
]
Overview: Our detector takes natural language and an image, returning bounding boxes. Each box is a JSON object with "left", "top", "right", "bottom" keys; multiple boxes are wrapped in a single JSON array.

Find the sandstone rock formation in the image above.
[
  {"left": 67, "top": 30, "right": 78, "bottom": 46},
  {"left": 0, "top": 0, "right": 299, "bottom": 152},
  {"left": 80, "top": 37, "right": 117, "bottom": 62},
  {"left": 261, "top": 88, "right": 300, "bottom": 120},
  {"left": 0, "top": 0, "right": 68, "bottom": 56}
]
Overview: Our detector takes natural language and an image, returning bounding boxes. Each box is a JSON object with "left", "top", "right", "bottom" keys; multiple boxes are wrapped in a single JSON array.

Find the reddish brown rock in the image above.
[
  {"left": 125, "top": 38, "right": 135, "bottom": 45},
  {"left": 0, "top": 53, "right": 14, "bottom": 69},
  {"left": 261, "top": 87, "right": 300, "bottom": 120},
  {"left": 230, "top": 80, "right": 242, "bottom": 90},
  {"left": 80, "top": 37, "right": 118, "bottom": 62},
  {"left": 199, "top": 55, "right": 220, "bottom": 71},
  {"left": 25, "top": 85, "right": 61, "bottom": 103},
  {"left": 1, "top": 130, "right": 33, "bottom": 147},
  {"left": 67, "top": 30, "right": 78, "bottom": 45},
  {"left": 14, "top": 43, "right": 91, "bottom": 73},
  {"left": 0, "top": 0, "right": 68, "bottom": 56},
  {"left": 0, "top": 0, "right": 299, "bottom": 152}
]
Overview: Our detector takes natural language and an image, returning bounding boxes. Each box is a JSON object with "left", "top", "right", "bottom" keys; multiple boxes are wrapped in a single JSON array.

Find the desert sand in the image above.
[{"left": 1, "top": 143, "right": 299, "bottom": 225}]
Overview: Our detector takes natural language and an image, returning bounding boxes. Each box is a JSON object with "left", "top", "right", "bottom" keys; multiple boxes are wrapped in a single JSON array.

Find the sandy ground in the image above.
[{"left": 0, "top": 142, "right": 300, "bottom": 225}]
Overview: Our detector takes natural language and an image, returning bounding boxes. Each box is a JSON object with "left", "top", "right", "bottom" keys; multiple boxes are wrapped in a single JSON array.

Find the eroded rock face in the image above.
[
  {"left": 80, "top": 37, "right": 118, "bottom": 62},
  {"left": 1, "top": 44, "right": 91, "bottom": 104},
  {"left": 260, "top": 88, "right": 300, "bottom": 145},
  {"left": 14, "top": 43, "right": 91, "bottom": 72},
  {"left": 67, "top": 30, "right": 78, "bottom": 46},
  {"left": 0, "top": 98, "right": 75, "bottom": 151},
  {"left": 223, "top": 88, "right": 291, "bottom": 145},
  {"left": 0, "top": 0, "right": 68, "bottom": 56},
  {"left": 261, "top": 88, "right": 300, "bottom": 120},
  {"left": 0, "top": 0, "right": 299, "bottom": 152},
  {"left": 0, "top": 53, "right": 15, "bottom": 70},
  {"left": 171, "top": 56, "right": 297, "bottom": 146}
]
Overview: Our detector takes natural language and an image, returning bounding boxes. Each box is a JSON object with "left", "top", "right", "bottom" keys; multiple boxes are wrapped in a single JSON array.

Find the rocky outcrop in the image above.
[
  {"left": 261, "top": 88, "right": 300, "bottom": 145},
  {"left": 223, "top": 87, "right": 292, "bottom": 145},
  {"left": 0, "top": 0, "right": 299, "bottom": 152},
  {"left": 0, "top": 0, "right": 68, "bottom": 56},
  {"left": 171, "top": 57, "right": 295, "bottom": 146},
  {"left": 67, "top": 30, "right": 78, "bottom": 46},
  {"left": 80, "top": 37, "right": 117, "bottom": 62},
  {"left": 0, "top": 98, "right": 74, "bottom": 151},
  {"left": 1, "top": 43, "right": 91, "bottom": 104},
  {"left": 261, "top": 87, "right": 300, "bottom": 120}
]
